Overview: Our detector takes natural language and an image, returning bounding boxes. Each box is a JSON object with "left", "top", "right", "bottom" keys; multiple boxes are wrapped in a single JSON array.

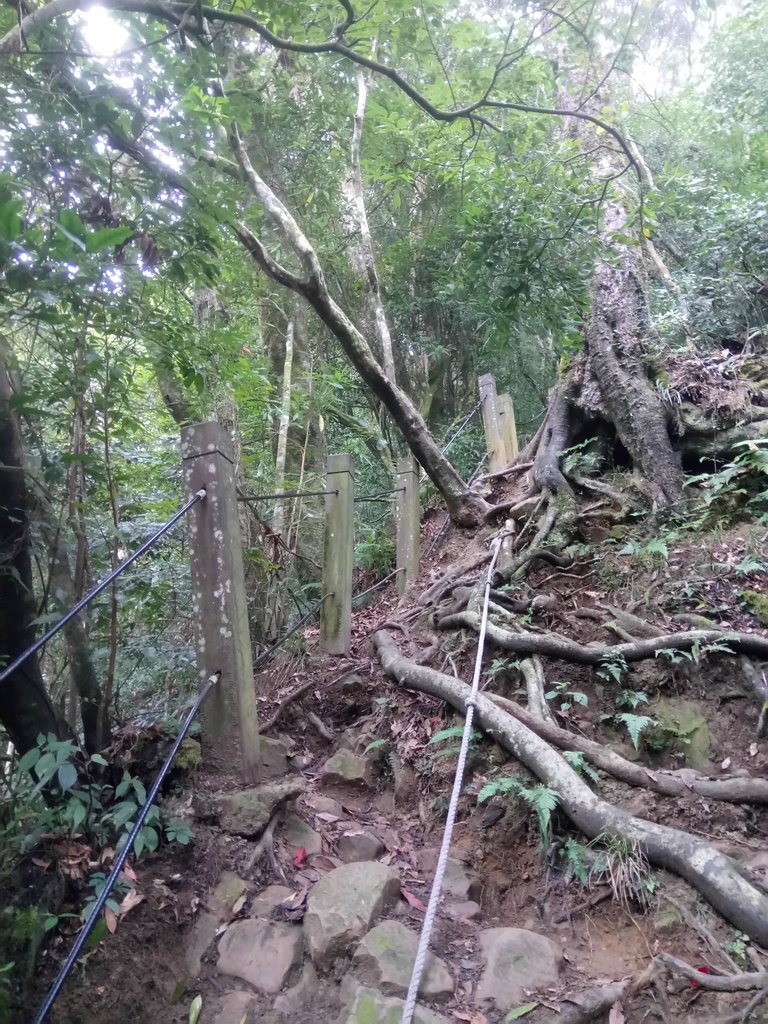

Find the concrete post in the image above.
[
  {"left": 181, "top": 422, "right": 260, "bottom": 784},
  {"left": 497, "top": 393, "right": 519, "bottom": 459},
  {"left": 321, "top": 454, "right": 354, "bottom": 655},
  {"left": 395, "top": 456, "right": 420, "bottom": 595},
  {"left": 478, "top": 374, "right": 507, "bottom": 474}
]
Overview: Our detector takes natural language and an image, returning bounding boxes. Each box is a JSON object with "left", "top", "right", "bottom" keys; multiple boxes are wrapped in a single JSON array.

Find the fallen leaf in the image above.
[
  {"left": 315, "top": 812, "right": 340, "bottom": 823},
  {"left": 189, "top": 993, "right": 203, "bottom": 1024},
  {"left": 401, "top": 889, "right": 427, "bottom": 913},
  {"left": 505, "top": 1005, "right": 538, "bottom": 1022},
  {"left": 749, "top": 743, "right": 759, "bottom": 757},
  {"left": 119, "top": 889, "right": 145, "bottom": 917},
  {"left": 104, "top": 907, "right": 118, "bottom": 934},
  {"left": 608, "top": 1001, "right": 625, "bottom": 1024},
  {"left": 231, "top": 893, "right": 247, "bottom": 915},
  {"left": 453, "top": 1012, "right": 487, "bottom": 1024},
  {"left": 721, "top": 757, "right": 732, "bottom": 770},
  {"left": 293, "top": 847, "right": 308, "bottom": 867},
  {"left": 32, "top": 857, "right": 51, "bottom": 870},
  {"left": 121, "top": 862, "right": 137, "bottom": 882},
  {"left": 642, "top": 768, "right": 659, "bottom": 782}
]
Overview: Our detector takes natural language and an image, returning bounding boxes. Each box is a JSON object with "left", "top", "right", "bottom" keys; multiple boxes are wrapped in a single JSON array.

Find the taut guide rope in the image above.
[{"left": 400, "top": 536, "right": 503, "bottom": 1024}]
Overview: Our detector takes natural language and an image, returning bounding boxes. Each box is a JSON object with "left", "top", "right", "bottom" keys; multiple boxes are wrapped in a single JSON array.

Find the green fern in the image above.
[
  {"left": 363, "top": 738, "right": 388, "bottom": 755},
  {"left": 562, "top": 750, "right": 600, "bottom": 784},
  {"left": 427, "top": 726, "right": 480, "bottom": 745},
  {"left": 616, "top": 713, "right": 655, "bottom": 749},
  {"left": 561, "top": 837, "right": 590, "bottom": 886},
  {"left": 478, "top": 776, "right": 560, "bottom": 838}
]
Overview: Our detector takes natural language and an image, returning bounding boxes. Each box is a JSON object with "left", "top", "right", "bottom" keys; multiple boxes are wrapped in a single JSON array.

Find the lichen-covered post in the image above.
[
  {"left": 478, "top": 373, "right": 507, "bottom": 474},
  {"left": 181, "top": 422, "right": 260, "bottom": 784},
  {"left": 396, "top": 456, "right": 420, "bottom": 595},
  {"left": 321, "top": 454, "right": 354, "bottom": 655},
  {"left": 497, "top": 392, "right": 519, "bottom": 459}
]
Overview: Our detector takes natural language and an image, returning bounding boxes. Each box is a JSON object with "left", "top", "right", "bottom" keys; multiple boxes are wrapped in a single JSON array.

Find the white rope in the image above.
[{"left": 400, "top": 536, "right": 503, "bottom": 1024}]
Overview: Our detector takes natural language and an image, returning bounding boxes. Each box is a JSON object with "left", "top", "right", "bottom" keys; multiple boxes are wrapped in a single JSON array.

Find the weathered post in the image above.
[
  {"left": 321, "top": 454, "right": 354, "bottom": 655},
  {"left": 395, "top": 456, "right": 420, "bottom": 595},
  {"left": 497, "top": 392, "right": 519, "bottom": 460},
  {"left": 478, "top": 373, "right": 507, "bottom": 474},
  {"left": 181, "top": 422, "right": 260, "bottom": 784}
]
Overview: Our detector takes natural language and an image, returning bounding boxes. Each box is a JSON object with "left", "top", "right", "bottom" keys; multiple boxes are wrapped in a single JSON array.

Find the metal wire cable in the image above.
[
  {"left": 0, "top": 489, "right": 207, "bottom": 686},
  {"left": 32, "top": 672, "right": 220, "bottom": 1024},
  {"left": 353, "top": 488, "right": 404, "bottom": 503},
  {"left": 440, "top": 399, "right": 482, "bottom": 455},
  {"left": 400, "top": 537, "right": 503, "bottom": 1024},
  {"left": 352, "top": 568, "right": 404, "bottom": 606},
  {"left": 252, "top": 594, "right": 332, "bottom": 672},
  {"left": 237, "top": 488, "right": 335, "bottom": 502}
]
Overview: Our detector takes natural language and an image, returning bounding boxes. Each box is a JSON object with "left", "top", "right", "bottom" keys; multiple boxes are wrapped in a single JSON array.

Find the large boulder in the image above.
[
  {"left": 353, "top": 920, "right": 454, "bottom": 1001},
  {"left": 217, "top": 919, "right": 303, "bottom": 993},
  {"left": 305, "top": 861, "right": 400, "bottom": 968},
  {"left": 196, "top": 779, "right": 304, "bottom": 837},
  {"left": 477, "top": 928, "right": 562, "bottom": 1011},
  {"left": 319, "top": 749, "right": 374, "bottom": 789}
]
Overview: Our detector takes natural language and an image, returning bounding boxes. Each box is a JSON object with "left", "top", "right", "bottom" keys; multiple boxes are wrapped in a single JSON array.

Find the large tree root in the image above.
[
  {"left": 488, "top": 693, "right": 768, "bottom": 804},
  {"left": 373, "top": 631, "right": 768, "bottom": 946},
  {"left": 437, "top": 613, "right": 768, "bottom": 662}
]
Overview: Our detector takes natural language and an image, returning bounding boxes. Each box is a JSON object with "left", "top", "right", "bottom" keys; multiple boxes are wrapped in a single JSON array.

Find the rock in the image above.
[
  {"left": 652, "top": 698, "right": 712, "bottom": 770},
  {"left": 274, "top": 963, "right": 318, "bottom": 1015},
  {"left": 284, "top": 813, "right": 323, "bottom": 855},
  {"left": 202, "top": 990, "right": 254, "bottom": 1024},
  {"left": 445, "top": 901, "right": 481, "bottom": 922},
  {"left": 197, "top": 780, "right": 304, "bottom": 837},
  {"left": 477, "top": 928, "right": 562, "bottom": 1011},
  {"left": 290, "top": 752, "right": 314, "bottom": 771},
  {"left": 442, "top": 858, "right": 481, "bottom": 902},
  {"left": 260, "top": 736, "right": 289, "bottom": 779},
  {"left": 319, "top": 749, "right": 373, "bottom": 789},
  {"left": 307, "top": 794, "right": 345, "bottom": 818},
  {"left": 184, "top": 912, "right": 219, "bottom": 976},
  {"left": 338, "top": 984, "right": 450, "bottom": 1024},
  {"left": 654, "top": 905, "right": 682, "bottom": 934},
  {"left": 305, "top": 861, "right": 400, "bottom": 968},
  {"left": 250, "top": 885, "right": 294, "bottom": 919},
  {"left": 337, "top": 830, "right": 385, "bottom": 863},
  {"left": 217, "top": 919, "right": 303, "bottom": 993},
  {"left": 210, "top": 872, "right": 251, "bottom": 919},
  {"left": 353, "top": 920, "right": 454, "bottom": 1001}
]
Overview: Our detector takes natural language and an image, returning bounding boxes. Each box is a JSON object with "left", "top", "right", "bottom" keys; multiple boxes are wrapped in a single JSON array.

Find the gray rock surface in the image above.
[
  {"left": 337, "top": 829, "right": 385, "bottom": 863},
  {"left": 444, "top": 900, "right": 482, "bottom": 922},
  {"left": 304, "top": 861, "right": 400, "bottom": 968},
  {"left": 284, "top": 813, "right": 322, "bottom": 855},
  {"left": 260, "top": 736, "right": 289, "bottom": 779},
  {"left": 338, "top": 984, "right": 450, "bottom": 1024},
  {"left": 201, "top": 989, "right": 254, "bottom": 1024},
  {"left": 273, "top": 963, "right": 318, "bottom": 1015},
  {"left": 476, "top": 927, "right": 562, "bottom": 1010},
  {"left": 353, "top": 919, "right": 453, "bottom": 1000},
  {"left": 249, "top": 884, "right": 294, "bottom": 919},
  {"left": 319, "top": 749, "right": 373, "bottom": 789},
  {"left": 217, "top": 919, "right": 303, "bottom": 992},
  {"left": 199, "top": 780, "right": 304, "bottom": 837}
]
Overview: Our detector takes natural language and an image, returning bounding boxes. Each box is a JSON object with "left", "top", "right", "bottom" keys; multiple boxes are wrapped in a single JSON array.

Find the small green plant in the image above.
[
  {"left": 355, "top": 529, "right": 395, "bottom": 575},
  {"left": 562, "top": 751, "right": 600, "bottom": 784},
  {"left": 596, "top": 653, "right": 628, "bottom": 686},
  {"left": 589, "top": 832, "right": 658, "bottom": 908},
  {"left": 724, "top": 931, "right": 751, "bottom": 968},
  {"left": 560, "top": 837, "right": 590, "bottom": 885},
  {"left": 426, "top": 726, "right": 482, "bottom": 761},
  {"left": 477, "top": 775, "right": 560, "bottom": 841},
  {"left": 545, "top": 680, "right": 589, "bottom": 714},
  {"left": 618, "top": 536, "right": 669, "bottom": 563}
]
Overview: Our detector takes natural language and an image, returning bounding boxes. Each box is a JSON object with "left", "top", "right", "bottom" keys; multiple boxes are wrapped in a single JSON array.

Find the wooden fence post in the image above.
[
  {"left": 181, "top": 421, "right": 261, "bottom": 784},
  {"left": 396, "top": 456, "right": 420, "bottom": 595},
  {"left": 497, "top": 393, "right": 519, "bottom": 459},
  {"left": 321, "top": 454, "right": 354, "bottom": 655},
  {"left": 478, "top": 373, "right": 507, "bottom": 473}
]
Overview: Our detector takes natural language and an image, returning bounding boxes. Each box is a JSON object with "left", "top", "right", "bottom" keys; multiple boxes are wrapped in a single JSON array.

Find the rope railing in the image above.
[
  {"left": 354, "top": 487, "right": 405, "bottom": 503},
  {"left": 440, "top": 399, "right": 482, "bottom": 455},
  {"left": 32, "top": 671, "right": 220, "bottom": 1024},
  {"left": 400, "top": 538, "right": 503, "bottom": 1024},
  {"left": 0, "top": 488, "right": 207, "bottom": 686},
  {"left": 237, "top": 488, "right": 335, "bottom": 502}
]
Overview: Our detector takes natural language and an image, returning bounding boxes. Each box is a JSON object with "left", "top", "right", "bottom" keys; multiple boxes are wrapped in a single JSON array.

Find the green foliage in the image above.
[
  {"left": 562, "top": 751, "right": 600, "bottom": 784},
  {"left": 477, "top": 775, "right": 560, "bottom": 840},
  {"left": 544, "top": 680, "right": 589, "bottom": 714},
  {"left": 425, "top": 726, "right": 482, "bottom": 762},
  {"left": 588, "top": 832, "right": 659, "bottom": 909},
  {"left": 615, "top": 713, "right": 656, "bottom": 749}
]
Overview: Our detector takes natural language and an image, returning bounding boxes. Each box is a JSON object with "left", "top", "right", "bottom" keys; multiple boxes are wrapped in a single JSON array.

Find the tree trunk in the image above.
[{"left": 0, "top": 356, "right": 64, "bottom": 753}]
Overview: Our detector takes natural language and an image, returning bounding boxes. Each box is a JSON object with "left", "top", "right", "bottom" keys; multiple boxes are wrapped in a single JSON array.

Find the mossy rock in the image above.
[
  {"left": 742, "top": 590, "right": 768, "bottom": 626},
  {"left": 175, "top": 738, "right": 202, "bottom": 771},
  {"left": 647, "top": 699, "right": 712, "bottom": 770}
]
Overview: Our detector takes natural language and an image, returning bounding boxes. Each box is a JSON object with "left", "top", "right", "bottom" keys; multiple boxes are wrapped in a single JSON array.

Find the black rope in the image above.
[
  {"left": 353, "top": 487, "right": 404, "bottom": 503},
  {"left": 32, "top": 672, "right": 220, "bottom": 1024},
  {"left": 352, "top": 568, "right": 404, "bottom": 605},
  {"left": 440, "top": 399, "right": 482, "bottom": 455},
  {"left": 252, "top": 594, "right": 332, "bottom": 672},
  {"left": 0, "top": 489, "right": 207, "bottom": 686},
  {"left": 238, "top": 489, "right": 334, "bottom": 502}
]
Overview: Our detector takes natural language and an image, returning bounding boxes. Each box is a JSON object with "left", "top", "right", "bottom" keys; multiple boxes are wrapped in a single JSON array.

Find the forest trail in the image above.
[{"left": 28, "top": 496, "right": 768, "bottom": 1024}]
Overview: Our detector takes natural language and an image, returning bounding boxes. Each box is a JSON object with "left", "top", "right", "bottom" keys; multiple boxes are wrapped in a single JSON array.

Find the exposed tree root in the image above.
[
  {"left": 373, "top": 631, "right": 768, "bottom": 945},
  {"left": 486, "top": 693, "right": 768, "bottom": 804},
  {"left": 261, "top": 669, "right": 357, "bottom": 733},
  {"left": 659, "top": 955, "right": 768, "bottom": 992},
  {"left": 541, "top": 967, "right": 654, "bottom": 1024},
  {"left": 437, "top": 613, "right": 768, "bottom": 663}
]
